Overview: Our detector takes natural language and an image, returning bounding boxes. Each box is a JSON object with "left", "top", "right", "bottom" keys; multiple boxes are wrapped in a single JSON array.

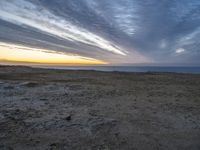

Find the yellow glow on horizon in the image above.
[{"left": 0, "top": 42, "right": 107, "bottom": 65}]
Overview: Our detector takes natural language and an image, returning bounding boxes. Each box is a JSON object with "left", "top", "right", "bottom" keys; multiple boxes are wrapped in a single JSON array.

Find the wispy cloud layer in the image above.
[
  {"left": 0, "top": 0, "right": 199, "bottom": 64},
  {"left": 0, "top": 0, "right": 126, "bottom": 55}
]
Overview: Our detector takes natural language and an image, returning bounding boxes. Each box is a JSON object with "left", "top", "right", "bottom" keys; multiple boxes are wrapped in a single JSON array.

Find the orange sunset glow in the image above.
[{"left": 0, "top": 42, "right": 107, "bottom": 65}]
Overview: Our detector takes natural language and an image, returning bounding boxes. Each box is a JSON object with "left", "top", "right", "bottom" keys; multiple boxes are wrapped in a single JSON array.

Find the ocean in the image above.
[{"left": 38, "top": 66, "right": 200, "bottom": 74}]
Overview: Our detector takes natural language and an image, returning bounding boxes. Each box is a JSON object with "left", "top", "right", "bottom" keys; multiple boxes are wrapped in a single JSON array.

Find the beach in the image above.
[{"left": 0, "top": 65, "right": 200, "bottom": 150}]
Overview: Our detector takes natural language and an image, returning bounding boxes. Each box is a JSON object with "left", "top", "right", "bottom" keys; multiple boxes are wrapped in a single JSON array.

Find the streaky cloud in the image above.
[
  {"left": 0, "top": 0, "right": 199, "bottom": 65},
  {"left": 0, "top": 0, "right": 126, "bottom": 55}
]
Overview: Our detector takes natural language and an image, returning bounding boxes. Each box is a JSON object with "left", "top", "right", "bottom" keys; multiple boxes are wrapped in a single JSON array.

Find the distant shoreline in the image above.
[{"left": 1, "top": 64, "right": 200, "bottom": 74}]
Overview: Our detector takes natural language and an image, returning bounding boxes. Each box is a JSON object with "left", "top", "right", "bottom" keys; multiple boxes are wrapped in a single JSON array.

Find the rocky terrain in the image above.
[{"left": 0, "top": 65, "right": 200, "bottom": 150}]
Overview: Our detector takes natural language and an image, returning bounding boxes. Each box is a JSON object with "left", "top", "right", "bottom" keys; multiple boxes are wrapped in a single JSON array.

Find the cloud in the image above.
[
  {"left": 0, "top": 0, "right": 127, "bottom": 56},
  {"left": 176, "top": 48, "right": 185, "bottom": 54},
  {"left": 0, "top": 0, "right": 199, "bottom": 65}
]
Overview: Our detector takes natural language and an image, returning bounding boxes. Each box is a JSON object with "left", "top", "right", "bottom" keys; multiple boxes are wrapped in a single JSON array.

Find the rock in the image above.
[
  {"left": 21, "top": 98, "right": 30, "bottom": 101},
  {"left": 50, "top": 143, "right": 58, "bottom": 149},
  {"left": 4, "top": 86, "right": 14, "bottom": 90},
  {"left": 21, "top": 82, "right": 39, "bottom": 88},
  {"left": 65, "top": 115, "right": 71, "bottom": 121},
  {"left": 40, "top": 98, "right": 48, "bottom": 101},
  {"left": 0, "top": 145, "right": 14, "bottom": 150},
  {"left": 0, "top": 113, "right": 5, "bottom": 120},
  {"left": 50, "top": 143, "right": 57, "bottom": 146}
]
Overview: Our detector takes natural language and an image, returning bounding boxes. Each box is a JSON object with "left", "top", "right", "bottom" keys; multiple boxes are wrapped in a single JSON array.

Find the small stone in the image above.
[
  {"left": 15, "top": 109, "right": 20, "bottom": 113},
  {"left": 21, "top": 82, "right": 38, "bottom": 88},
  {"left": 40, "top": 98, "right": 48, "bottom": 101},
  {"left": 35, "top": 140, "right": 40, "bottom": 144},
  {"left": 65, "top": 115, "right": 71, "bottom": 121},
  {"left": 50, "top": 143, "right": 57, "bottom": 147},
  {"left": 4, "top": 86, "right": 14, "bottom": 90}
]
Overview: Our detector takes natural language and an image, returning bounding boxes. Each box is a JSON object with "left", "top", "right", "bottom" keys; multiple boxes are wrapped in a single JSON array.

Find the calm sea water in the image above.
[{"left": 38, "top": 66, "right": 200, "bottom": 74}]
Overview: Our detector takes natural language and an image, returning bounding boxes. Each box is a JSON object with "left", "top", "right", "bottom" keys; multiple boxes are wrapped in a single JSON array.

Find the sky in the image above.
[{"left": 0, "top": 0, "right": 200, "bottom": 65}]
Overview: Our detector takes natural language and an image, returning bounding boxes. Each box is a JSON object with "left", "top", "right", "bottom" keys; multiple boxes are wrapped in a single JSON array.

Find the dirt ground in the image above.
[{"left": 0, "top": 66, "right": 200, "bottom": 150}]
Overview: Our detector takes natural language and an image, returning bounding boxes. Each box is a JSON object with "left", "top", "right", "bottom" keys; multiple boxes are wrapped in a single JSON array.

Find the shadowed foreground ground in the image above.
[{"left": 0, "top": 66, "right": 200, "bottom": 150}]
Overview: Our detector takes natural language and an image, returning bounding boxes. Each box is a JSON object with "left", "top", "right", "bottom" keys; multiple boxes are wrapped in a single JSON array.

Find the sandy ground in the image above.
[{"left": 0, "top": 65, "right": 200, "bottom": 150}]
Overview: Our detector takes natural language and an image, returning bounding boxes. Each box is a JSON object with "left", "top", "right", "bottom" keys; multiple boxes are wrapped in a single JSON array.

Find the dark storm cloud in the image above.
[{"left": 0, "top": 0, "right": 199, "bottom": 64}]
